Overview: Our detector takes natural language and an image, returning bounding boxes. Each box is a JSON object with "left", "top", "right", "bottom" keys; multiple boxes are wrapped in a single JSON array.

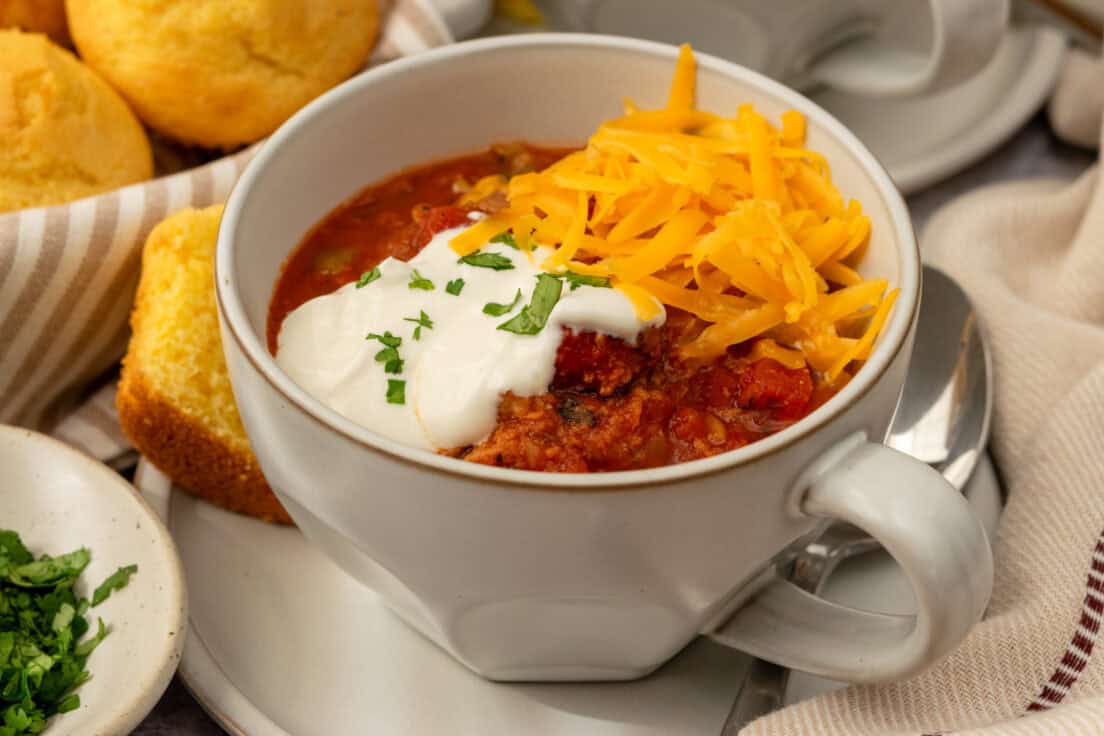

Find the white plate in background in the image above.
[
  {"left": 136, "top": 456, "right": 1001, "bottom": 735},
  {"left": 810, "top": 27, "right": 1067, "bottom": 193}
]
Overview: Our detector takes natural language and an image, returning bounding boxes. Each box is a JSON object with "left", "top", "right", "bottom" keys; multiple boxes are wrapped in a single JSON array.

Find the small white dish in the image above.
[
  {"left": 0, "top": 425, "right": 186, "bottom": 736},
  {"left": 135, "top": 456, "right": 1001, "bottom": 734}
]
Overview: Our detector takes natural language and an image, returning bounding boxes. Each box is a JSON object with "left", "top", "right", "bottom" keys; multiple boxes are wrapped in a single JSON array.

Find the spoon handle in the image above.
[
  {"left": 721, "top": 659, "right": 790, "bottom": 735},
  {"left": 718, "top": 535, "right": 863, "bottom": 733}
]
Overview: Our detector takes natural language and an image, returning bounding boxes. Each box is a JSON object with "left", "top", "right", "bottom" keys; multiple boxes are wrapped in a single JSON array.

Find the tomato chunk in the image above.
[
  {"left": 553, "top": 330, "right": 645, "bottom": 396},
  {"left": 702, "top": 365, "right": 741, "bottom": 410},
  {"left": 738, "top": 359, "right": 813, "bottom": 420},
  {"left": 413, "top": 206, "right": 471, "bottom": 248}
]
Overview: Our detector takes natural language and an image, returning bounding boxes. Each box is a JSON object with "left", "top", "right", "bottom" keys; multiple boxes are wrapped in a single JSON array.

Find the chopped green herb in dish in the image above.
[
  {"left": 0, "top": 529, "right": 137, "bottom": 736},
  {"left": 386, "top": 379, "right": 406, "bottom": 405},
  {"left": 560, "top": 272, "right": 611, "bottom": 291},
  {"left": 403, "top": 310, "right": 434, "bottom": 340},
  {"left": 457, "top": 251, "right": 514, "bottom": 271},
  {"left": 408, "top": 269, "right": 435, "bottom": 290},
  {"left": 489, "top": 231, "right": 519, "bottom": 250},
  {"left": 91, "top": 565, "right": 138, "bottom": 607},
  {"left": 498, "top": 274, "right": 563, "bottom": 336},
  {"left": 367, "top": 331, "right": 404, "bottom": 374},
  {"left": 355, "top": 267, "right": 381, "bottom": 288},
  {"left": 366, "top": 331, "right": 401, "bottom": 349},
  {"left": 445, "top": 278, "right": 465, "bottom": 296},
  {"left": 483, "top": 289, "right": 522, "bottom": 317}
]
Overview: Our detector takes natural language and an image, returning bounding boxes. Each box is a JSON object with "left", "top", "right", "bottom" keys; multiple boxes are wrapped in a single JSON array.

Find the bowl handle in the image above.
[{"left": 707, "top": 436, "right": 993, "bottom": 683}]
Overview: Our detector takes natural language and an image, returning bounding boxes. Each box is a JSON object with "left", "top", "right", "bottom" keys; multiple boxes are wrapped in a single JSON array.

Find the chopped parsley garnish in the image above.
[
  {"left": 355, "top": 267, "right": 381, "bottom": 288},
  {"left": 367, "top": 331, "right": 404, "bottom": 374},
  {"left": 445, "top": 278, "right": 465, "bottom": 296},
  {"left": 366, "top": 331, "right": 401, "bottom": 348},
  {"left": 0, "top": 529, "right": 137, "bottom": 735},
  {"left": 457, "top": 251, "right": 515, "bottom": 271},
  {"left": 91, "top": 564, "right": 138, "bottom": 607},
  {"left": 483, "top": 289, "right": 522, "bottom": 316},
  {"left": 560, "top": 271, "right": 612, "bottom": 290},
  {"left": 498, "top": 274, "right": 563, "bottom": 335},
  {"left": 489, "top": 231, "right": 519, "bottom": 250},
  {"left": 403, "top": 310, "right": 434, "bottom": 340},
  {"left": 408, "top": 269, "right": 435, "bottom": 290},
  {"left": 386, "top": 379, "right": 406, "bottom": 405}
]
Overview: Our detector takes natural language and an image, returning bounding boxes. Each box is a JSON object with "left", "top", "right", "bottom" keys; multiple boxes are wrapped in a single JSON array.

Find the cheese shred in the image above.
[{"left": 450, "top": 44, "right": 897, "bottom": 382}]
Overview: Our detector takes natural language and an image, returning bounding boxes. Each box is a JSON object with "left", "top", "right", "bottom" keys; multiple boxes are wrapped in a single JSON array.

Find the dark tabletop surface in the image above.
[{"left": 131, "top": 111, "right": 1097, "bottom": 736}]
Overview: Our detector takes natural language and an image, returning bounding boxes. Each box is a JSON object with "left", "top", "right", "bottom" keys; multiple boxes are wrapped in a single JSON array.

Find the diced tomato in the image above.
[
  {"left": 553, "top": 330, "right": 645, "bottom": 395},
  {"left": 737, "top": 359, "right": 813, "bottom": 420},
  {"left": 669, "top": 406, "right": 708, "bottom": 443},
  {"left": 702, "top": 366, "right": 741, "bottom": 409},
  {"left": 641, "top": 393, "right": 675, "bottom": 425},
  {"left": 413, "top": 206, "right": 471, "bottom": 248}
]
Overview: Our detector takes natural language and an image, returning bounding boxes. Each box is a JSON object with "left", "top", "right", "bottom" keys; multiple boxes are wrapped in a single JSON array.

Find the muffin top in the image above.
[
  {"left": 66, "top": 0, "right": 380, "bottom": 148},
  {"left": 0, "top": 29, "right": 152, "bottom": 213}
]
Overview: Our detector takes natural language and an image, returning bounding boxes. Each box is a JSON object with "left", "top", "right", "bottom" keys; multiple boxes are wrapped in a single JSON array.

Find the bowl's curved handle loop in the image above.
[
  {"left": 708, "top": 437, "right": 993, "bottom": 684},
  {"left": 809, "top": 0, "right": 1009, "bottom": 97}
]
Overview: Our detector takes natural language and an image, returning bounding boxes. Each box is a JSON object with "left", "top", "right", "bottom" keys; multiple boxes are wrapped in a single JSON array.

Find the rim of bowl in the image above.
[{"left": 216, "top": 33, "right": 919, "bottom": 491}]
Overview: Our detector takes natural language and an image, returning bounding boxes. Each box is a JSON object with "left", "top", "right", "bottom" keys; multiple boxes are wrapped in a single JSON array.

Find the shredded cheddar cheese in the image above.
[
  {"left": 450, "top": 44, "right": 898, "bottom": 382},
  {"left": 494, "top": 0, "right": 544, "bottom": 25}
]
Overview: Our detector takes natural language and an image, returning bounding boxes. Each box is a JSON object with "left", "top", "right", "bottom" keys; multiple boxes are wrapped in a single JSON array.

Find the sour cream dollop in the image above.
[{"left": 276, "top": 219, "right": 666, "bottom": 451}]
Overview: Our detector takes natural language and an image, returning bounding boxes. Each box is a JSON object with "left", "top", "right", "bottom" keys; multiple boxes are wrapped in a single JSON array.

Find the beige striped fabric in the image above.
[
  {"left": 746, "top": 48, "right": 1104, "bottom": 736},
  {"left": 0, "top": 0, "right": 451, "bottom": 432},
  {"left": 51, "top": 381, "right": 131, "bottom": 467}
]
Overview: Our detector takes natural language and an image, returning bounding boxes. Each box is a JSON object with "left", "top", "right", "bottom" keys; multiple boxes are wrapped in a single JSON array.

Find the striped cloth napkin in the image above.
[
  {"left": 0, "top": 0, "right": 451, "bottom": 435},
  {"left": 747, "top": 47, "right": 1104, "bottom": 735}
]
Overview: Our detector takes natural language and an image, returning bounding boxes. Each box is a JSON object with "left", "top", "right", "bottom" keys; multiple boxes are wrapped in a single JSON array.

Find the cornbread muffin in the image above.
[
  {"left": 0, "top": 30, "right": 151, "bottom": 213},
  {"left": 66, "top": 0, "right": 380, "bottom": 148},
  {"left": 0, "top": 0, "right": 68, "bottom": 45},
  {"left": 118, "top": 205, "right": 292, "bottom": 525}
]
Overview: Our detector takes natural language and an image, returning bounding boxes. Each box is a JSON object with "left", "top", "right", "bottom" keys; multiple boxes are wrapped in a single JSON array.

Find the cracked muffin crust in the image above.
[
  {"left": 0, "top": 29, "right": 152, "bottom": 212},
  {"left": 65, "top": 0, "right": 380, "bottom": 148}
]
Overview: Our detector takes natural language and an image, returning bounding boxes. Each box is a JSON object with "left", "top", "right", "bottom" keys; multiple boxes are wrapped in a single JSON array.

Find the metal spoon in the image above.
[{"left": 720, "top": 265, "right": 993, "bottom": 733}]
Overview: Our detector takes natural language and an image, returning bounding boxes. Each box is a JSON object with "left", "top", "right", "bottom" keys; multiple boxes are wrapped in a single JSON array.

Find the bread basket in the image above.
[{"left": 0, "top": 0, "right": 450, "bottom": 430}]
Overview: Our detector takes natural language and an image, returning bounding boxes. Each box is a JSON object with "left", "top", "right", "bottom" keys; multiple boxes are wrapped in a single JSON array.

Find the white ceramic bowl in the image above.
[
  {"left": 216, "top": 34, "right": 991, "bottom": 684},
  {"left": 0, "top": 425, "right": 186, "bottom": 735}
]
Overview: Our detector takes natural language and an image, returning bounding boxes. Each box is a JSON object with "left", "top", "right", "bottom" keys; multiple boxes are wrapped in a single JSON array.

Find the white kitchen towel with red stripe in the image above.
[
  {"left": 746, "top": 47, "right": 1104, "bottom": 735},
  {"left": 0, "top": 0, "right": 451, "bottom": 433}
]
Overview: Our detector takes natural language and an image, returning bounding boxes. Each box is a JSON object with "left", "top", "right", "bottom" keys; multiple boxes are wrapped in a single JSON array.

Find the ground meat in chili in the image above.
[
  {"left": 269, "top": 144, "right": 836, "bottom": 472},
  {"left": 453, "top": 321, "right": 815, "bottom": 472}
]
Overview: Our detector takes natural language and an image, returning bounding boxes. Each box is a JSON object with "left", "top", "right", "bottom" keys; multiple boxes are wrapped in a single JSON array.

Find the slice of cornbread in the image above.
[{"left": 118, "top": 205, "right": 292, "bottom": 524}]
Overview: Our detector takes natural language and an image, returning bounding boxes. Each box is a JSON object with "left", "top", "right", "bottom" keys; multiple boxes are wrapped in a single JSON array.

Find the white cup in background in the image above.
[{"left": 477, "top": 0, "right": 1010, "bottom": 96}]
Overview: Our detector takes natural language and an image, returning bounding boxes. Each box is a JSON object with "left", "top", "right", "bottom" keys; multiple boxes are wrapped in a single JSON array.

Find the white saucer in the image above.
[
  {"left": 0, "top": 426, "right": 186, "bottom": 736},
  {"left": 135, "top": 455, "right": 1001, "bottom": 734},
  {"left": 810, "top": 27, "right": 1067, "bottom": 194}
]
